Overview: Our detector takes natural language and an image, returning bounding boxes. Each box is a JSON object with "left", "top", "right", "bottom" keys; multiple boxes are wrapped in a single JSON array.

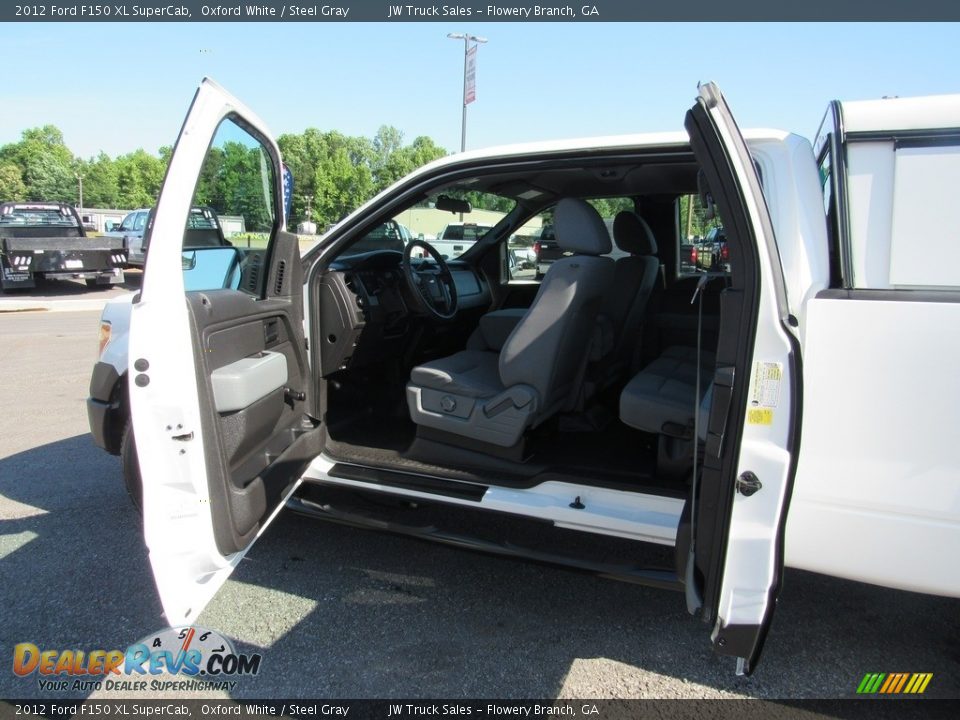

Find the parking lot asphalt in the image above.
[
  {"left": 0, "top": 303, "right": 957, "bottom": 703},
  {"left": 0, "top": 273, "right": 141, "bottom": 312}
]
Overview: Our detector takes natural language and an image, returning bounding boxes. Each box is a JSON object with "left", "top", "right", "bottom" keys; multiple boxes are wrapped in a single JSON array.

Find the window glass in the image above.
[
  {"left": 676, "top": 194, "right": 728, "bottom": 278},
  {"left": 339, "top": 188, "right": 515, "bottom": 261},
  {"left": 133, "top": 212, "right": 147, "bottom": 231},
  {"left": 888, "top": 144, "right": 960, "bottom": 288},
  {"left": 186, "top": 116, "right": 276, "bottom": 292},
  {"left": 819, "top": 147, "right": 833, "bottom": 216}
]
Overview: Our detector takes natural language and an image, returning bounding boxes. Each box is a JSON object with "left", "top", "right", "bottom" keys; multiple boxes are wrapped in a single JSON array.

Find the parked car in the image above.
[
  {"left": 532, "top": 224, "right": 563, "bottom": 278},
  {"left": 698, "top": 227, "right": 730, "bottom": 273},
  {"left": 89, "top": 79, "right": 960, "bottom": 676},
  {"left": 104, "top": 208, "right": 150, "bottom": 266},
  {"left": 106, "top": 206, "right": 231, "bottom": 267},
  {"left": 432, "top": 221, "right": 494, "bottom": 259},
  {"left": 679, "top": 236, "right": 698, "bottom": 274}
]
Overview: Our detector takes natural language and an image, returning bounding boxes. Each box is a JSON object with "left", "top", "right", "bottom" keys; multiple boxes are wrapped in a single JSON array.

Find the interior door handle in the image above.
[{"left": 264, "top": 318, "right": 280, "bottom": 346}]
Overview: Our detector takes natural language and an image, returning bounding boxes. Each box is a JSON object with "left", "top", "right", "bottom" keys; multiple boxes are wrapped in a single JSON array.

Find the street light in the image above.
[
  {"left": 447, "top": 32, "right": 487, "bottom": 153},
  {"left": 75, "top": 172, "right": 84, "bottom": 212}
]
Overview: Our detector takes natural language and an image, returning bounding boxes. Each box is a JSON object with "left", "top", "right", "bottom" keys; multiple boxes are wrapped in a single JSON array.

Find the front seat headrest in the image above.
[
  {"left": 554, "top": 198, "right": 612, "bottom": 256},
  {"left": 613, "top": 211, "right": 658, "bottom": 256}
]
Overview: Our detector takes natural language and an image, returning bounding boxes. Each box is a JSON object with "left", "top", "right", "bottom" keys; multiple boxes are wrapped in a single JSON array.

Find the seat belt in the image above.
[{"left": 685, "top": 273, "right": 708, "bottom": 614}]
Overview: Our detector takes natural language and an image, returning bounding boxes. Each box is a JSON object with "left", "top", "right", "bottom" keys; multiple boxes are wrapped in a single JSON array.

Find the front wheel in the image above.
[{"left": 121, "top": 423, "right": 143, "bottom": 515}]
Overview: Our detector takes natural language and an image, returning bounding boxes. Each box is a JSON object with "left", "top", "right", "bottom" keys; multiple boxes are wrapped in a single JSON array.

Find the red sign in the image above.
[{"left": 464, "top": 45, "right": 477, "bottom": 105}]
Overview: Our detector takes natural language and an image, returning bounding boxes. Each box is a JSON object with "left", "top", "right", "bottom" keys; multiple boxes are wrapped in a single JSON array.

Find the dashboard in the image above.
[{"left": 315, "top": 250, "right": 492, "bottom": 376}]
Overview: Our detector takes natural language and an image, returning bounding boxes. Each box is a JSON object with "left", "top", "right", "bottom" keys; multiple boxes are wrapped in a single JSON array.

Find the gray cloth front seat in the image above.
[{"left": 407, "top": 198, "right": 615, "bottom": 447}]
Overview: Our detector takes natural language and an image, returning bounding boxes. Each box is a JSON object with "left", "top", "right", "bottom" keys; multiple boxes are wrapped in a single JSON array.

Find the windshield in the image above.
[{"left": 337, "top": 188, "right": 515, "bottom": 261}]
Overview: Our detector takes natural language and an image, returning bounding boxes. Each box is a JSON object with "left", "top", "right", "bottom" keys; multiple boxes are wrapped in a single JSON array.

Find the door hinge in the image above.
[{"left": 735, "top": 471, "right": 762, "bottom": 496}]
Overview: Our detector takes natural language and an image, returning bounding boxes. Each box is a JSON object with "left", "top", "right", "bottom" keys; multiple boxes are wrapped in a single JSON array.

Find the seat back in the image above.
[
  {"left": 500, "top": 199, "right": 614, "bottom": 419},
  {"left": 608, "top": 211, "right": 660, "bottom": 373}
]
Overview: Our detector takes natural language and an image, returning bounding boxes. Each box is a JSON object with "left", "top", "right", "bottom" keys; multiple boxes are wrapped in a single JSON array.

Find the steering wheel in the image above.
[{"left": 402, "top": 239, "right": 459, "bottom": 320}]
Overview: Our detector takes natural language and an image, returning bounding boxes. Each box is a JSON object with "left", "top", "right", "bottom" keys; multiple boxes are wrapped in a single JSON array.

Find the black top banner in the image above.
[{"left": 4, "top": 0, "right": 960, "bottom": 22}]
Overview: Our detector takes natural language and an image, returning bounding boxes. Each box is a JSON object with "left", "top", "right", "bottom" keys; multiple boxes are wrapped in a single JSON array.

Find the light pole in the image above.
[
  {"left": 75, "top": 172, "right": 84, "bottom": 212},
  {"left": 447, "top": 33, "right": 487, "bottom": 152}
]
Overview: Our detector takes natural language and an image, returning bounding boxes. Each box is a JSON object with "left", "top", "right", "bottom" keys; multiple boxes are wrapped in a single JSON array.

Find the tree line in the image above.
[{"left": 0, "top": 124, "right": 449, "bottom": 228}]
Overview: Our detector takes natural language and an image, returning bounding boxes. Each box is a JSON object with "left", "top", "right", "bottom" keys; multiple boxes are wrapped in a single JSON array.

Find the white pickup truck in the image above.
[{"left": 89, "top": 79, "right": 959, "bottom": 675}]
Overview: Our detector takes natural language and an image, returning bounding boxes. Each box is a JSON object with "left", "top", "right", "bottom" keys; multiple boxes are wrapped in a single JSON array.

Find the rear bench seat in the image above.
[
  {"left": 620, "top": 346, "right": 714, "bottom": 476},
  {"left": 620, "top": 346, "right": 713, "bottom": 434}
]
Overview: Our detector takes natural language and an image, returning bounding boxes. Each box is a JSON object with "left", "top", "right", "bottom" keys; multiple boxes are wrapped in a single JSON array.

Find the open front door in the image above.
[
  {"left": 683, "top": 83, "right": 800, "bottom": 674},
  {"left": 129, "top": 79, "right": 315, "bottom": 624}
]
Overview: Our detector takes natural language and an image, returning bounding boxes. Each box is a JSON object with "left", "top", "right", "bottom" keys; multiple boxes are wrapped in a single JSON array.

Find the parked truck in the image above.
[
  {"left": 0, "top": 202, "right": 126, "bottom": 291},
  {"left": 91, "top": 80, "right": 960, "bottom": 674}
]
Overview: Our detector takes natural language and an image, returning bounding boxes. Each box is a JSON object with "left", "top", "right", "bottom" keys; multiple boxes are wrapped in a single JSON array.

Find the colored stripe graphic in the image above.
[
  {"left": 857, "top": 673, "right": 885, "bottom": 694},
  {"left": 857, "top": 672, "right": 932, "bottom": 694}
]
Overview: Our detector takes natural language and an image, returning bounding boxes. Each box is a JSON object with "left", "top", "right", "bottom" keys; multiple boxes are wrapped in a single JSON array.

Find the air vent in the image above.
[
  {"left": 246, "top": 254, "right": 261, "bottom": 292},
  {"left": 274, "top": 259, "right": 286, "bottom": 295}
]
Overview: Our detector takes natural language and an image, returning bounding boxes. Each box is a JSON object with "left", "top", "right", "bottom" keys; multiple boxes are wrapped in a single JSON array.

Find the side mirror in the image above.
[{"left": 181, "top": 246, "right": 243, "bottom": 291}]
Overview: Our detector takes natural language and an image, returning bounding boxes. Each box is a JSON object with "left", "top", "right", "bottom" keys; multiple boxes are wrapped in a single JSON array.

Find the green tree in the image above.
[
  {"left": 0, "top": 124, "right": 75, "bottom": 202},
  {"left": 77, "top": 152, "right": 120, "bottom": 208},
  {"left": 587, "top": 197, "right": 634, "bottom": 220},
  {"left": 0, "top": 163, "right": 27, "bottom": 202},
  {"left": 313, "top": 134, "right": 374, "bottom": 226},
  {"left": 115, "top": 149, "right": 165, "bottom": 208},
  {"left": 217, "top": 142, "right": 274, "bottom": 232},
  {"left": 375, "top": 135, "right": 447, "bottom": 192},
  {"left": 278, "top": 128, "right": 333, "bottom": 225}
]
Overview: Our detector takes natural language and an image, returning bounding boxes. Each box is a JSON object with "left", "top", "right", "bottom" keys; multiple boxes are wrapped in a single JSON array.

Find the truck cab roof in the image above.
[{"left": 839, "top": 93, "right": 960, "bottom": 134}]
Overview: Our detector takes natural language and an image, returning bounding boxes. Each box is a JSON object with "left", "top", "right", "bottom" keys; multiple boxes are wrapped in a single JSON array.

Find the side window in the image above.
[
  {"left": 818, "top": 142, "right": 844, "bottom": 288},
  {"left": 119, "top": 213, "right": 136, "bottom": 232},
  {"left": 676, "top": 194, "right": 728, "bottom": 279},
  {"left": 508, "top": 198, "right": 630, "bottom": 284},
  {"left": 886, "top": 142, "right": 960, "bottom": 289},
  {"left": 133, "top": 212, "right": 147, "bottom": 232},
  {"left": 186, "top": 117, "right": 277, "bottom": 293}
]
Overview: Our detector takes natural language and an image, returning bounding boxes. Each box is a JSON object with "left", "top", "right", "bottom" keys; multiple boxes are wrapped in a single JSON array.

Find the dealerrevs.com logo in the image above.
[{"left": 13, "top": 626, "right": 262, "bottom": 693}]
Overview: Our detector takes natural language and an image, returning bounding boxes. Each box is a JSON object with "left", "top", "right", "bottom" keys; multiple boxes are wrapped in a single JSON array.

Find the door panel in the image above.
[
  {"left": 684, "top": 83, "right": 800, "bottom": 674},
  {"left": 129, "top": 80, "right": 312, "bottom": 624}
]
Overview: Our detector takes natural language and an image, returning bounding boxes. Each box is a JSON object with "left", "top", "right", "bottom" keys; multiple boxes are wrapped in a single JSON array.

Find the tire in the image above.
[{"left": 121, "top": 422, "right": 143, "bottom": 515}]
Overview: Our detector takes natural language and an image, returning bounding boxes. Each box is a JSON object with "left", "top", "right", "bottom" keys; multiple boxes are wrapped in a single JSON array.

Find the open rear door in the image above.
[
  {"left": 129, "top": 79, "right": 315, "bottom": 624},
  {"left": 683, "top": 83, "right": 800, "bottom": 674}
]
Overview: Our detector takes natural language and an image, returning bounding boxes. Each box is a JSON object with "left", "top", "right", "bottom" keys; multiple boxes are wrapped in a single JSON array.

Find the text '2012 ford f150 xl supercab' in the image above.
[{"left": 89, "top": 79, "right": 960, "bottom": 675}]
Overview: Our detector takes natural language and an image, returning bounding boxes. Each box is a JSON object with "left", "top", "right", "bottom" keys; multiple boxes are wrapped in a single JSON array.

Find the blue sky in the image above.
[{"left": 2, "top": 22, "right": 958, "bottom": 158}]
